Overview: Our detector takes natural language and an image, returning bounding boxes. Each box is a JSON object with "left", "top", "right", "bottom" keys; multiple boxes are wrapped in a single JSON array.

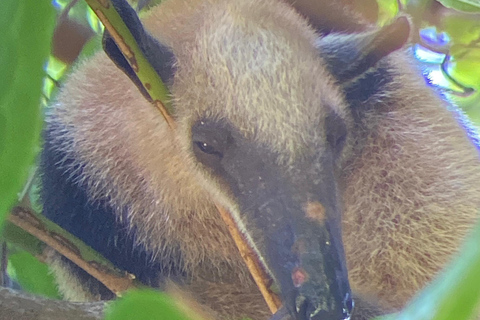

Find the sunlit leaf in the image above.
[
  {"left": 377, "top": 0, "right": 399, "bottom": 25},
  {"left": 105, "top": 290, "right": 194, "bottom": 320},
  {"left": 450, "top": 49, "right": 480, "bottom": 88},
  {"left": 442, "top": 16, "right": 480, "bottom": 47},
  {"left": 0, "top": 0, "right": 55, "bottom": 226},
  {"left": 437, "top": 0, "right": 480, "bottom": 13},
  {"left": 8, "top": 251, "right": 61, "bottom": 299}
]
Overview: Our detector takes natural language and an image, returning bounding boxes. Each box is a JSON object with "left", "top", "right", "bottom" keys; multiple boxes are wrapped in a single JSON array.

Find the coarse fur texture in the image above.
[{"left": 41, "top": 0, "right": 480, "bottom": 319}]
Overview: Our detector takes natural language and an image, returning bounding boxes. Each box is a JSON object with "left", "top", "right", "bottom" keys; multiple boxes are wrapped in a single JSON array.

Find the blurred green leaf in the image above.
[
  {"left": 9, "top": 251, "right": 61, "bottom": 299},
  {"left": 437, "top": 0, "right": 480, "bottom": 12},
  {"left": 3, "top": 222, "right": 45, "bottom": 256},
  {"left": 54, "top": 0, "right": 103, "bottom": 33},
  {"left": 377, "top": 0, "right": 399, "bottom": 25},
  {"left": 442, "top": 15, "right": 480, "bottom": 92},
  {"left": 0, "top": 0, "right": 55, "bottom": 226},
  {"left": 443, "top": 16, "right": 480, "bottom": 47},
  {"left": 450, "top": 49, "right": 480, "bottom": 88},
  {"left": 78, "top": 35, "right": 102, "bottom": 60},
  {"left": 105, "top": 290, "right": 194, "bottom": 320}
]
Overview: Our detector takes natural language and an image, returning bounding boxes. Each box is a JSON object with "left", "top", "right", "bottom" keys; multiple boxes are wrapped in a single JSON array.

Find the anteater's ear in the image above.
[
  {"left": 316, "top": 16, "right": 410, "bottom": 83},
  {"left": 285, "top": 0, "right": 378, "bottom": 33},
  {"left": 102, "top": 0, "right": 176, "bottom": 99}
]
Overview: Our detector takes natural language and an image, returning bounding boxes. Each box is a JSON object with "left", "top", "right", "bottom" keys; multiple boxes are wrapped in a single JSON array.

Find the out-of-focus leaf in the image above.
[
  {"left": 450, "top": 49, "right": 480, "bottom": 88},
  {"left": 377, "top": 0, "right": 399, "bottom": 25},
  {"left": 53, "top": 0, "right": 102, "bottom": 33},
  {"left": 0, "top": 0, "right": 55, "bottom": 227},
  {"left": 3, "top": 222, "right": 44, "bottom": 257},
  {"left": 9, "top": 251, "right": 61, "bottom": 299},
  {"left": 437, "top": 0, "right": 480, "bottom": 13},
  {"left": 105, "top": 290, "right": 194, "bottom": 320},
  {"left": 43, "top": 56, "right": 68, "bottom": 103},
  {"left": 442, "top": 15, "right": 480, "bottom": 92},
  {"left": 78, "top": 35, "right": 102, "bottom": 60},
  {"left": 443, "top": 16, "right": 480, "bottom": 48}
]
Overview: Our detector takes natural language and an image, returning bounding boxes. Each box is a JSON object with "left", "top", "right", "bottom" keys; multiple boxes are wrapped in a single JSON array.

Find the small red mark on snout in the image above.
[{"left": 292, "top": 267, "right": 308, "bottom": 287}]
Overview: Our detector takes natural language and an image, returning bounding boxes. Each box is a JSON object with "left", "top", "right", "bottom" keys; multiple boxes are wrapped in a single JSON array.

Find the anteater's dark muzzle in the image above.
[
  {"left": 218, "top": 138, "right": 353, "bottom": 320},
  {"left": 254, "top": 197, "right": 353, "bottom": 320}
]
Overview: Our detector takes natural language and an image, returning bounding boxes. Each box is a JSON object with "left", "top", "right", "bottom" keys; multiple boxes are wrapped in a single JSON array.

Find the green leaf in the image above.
[
  {"left": 0, "top": 0, "right": 55, "bottom": 226},
  {"left": 105, "top": 290, "right": 194, "bottom": 320},
  {"left": 2, "top": 221, "right": 45, "bottom": 256},
  {"left": 8, "top": 251, "right": 61, "bottom": 299},
  {"left": 443, "top": 16, "right": 480, "bottom": 47},
  {"left": 78, "top": 35, "right": 102, "bottom": 60},
  {"left": 450, "top": 49, "right": 480, "bottom": 88},
  {"left": 437, "top": 0, "right": 480, "bottom": 12},
  {"left": 54, "top": 0, "right": 103, "bottom": 33},
  {"left": 377, "top": 0, "right": 399, "bottom": 26}
]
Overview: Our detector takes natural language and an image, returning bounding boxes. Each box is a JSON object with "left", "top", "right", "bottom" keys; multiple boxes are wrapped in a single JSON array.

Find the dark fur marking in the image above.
[
  {"left": 40, "top": 127, "right": 185, "bottom": 296},
  {"left": 324, "top": 59, "right": 395, "bottom": 125},
  {"left": 103, "top": 0, "right": 176, "bottom": 100},
  {"left": 317, "top": 17, "right": 409, "bottom": 84},
  {"left": 344, "top": 65, "right": 393, "bottom": 104},
  {"left": 192, "top": 119, "right": 351, "bottom": 317}
]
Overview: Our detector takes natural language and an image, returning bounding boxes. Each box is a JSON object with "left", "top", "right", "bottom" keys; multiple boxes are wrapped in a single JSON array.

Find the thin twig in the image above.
[
  {"left": 8, "top": 207, "right": 136, "bottom": 296},
  {"left": 215, "top": 204, "right": 282, "bottom": 313},
  {"left": 84, "top": 0, "right": 175, "bottom": 129}
]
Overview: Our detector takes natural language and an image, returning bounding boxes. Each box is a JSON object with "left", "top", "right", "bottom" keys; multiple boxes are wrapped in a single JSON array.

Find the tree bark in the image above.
[{"left": 0, "top": 287, "right": 104, "bottom": 320}]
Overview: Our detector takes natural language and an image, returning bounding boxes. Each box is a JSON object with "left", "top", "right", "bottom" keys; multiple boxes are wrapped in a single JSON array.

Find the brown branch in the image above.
[
  {"left": 85, "top": 0, "right": 176, "bottom": 129},
  {"left": 0, "top": 287, "right": 104, "bottom": 320},
  {"left": 8, "top": 207, "right": 136, "bottom": 296},
  {"left": 215, "top": 205, "right": 282, "bottom": 314}
]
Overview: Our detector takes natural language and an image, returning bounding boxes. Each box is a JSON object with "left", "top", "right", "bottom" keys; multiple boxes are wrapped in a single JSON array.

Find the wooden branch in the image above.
[
  {"left": 0, "top": 287, "right": 104, "bottom": 320},
  {"left": 215, "top": 205, "right": 282, "bottom": 313},
  {"left": 7, "top": 204, "right": 282, "bottom": 314},
  {"left": 84, "top": 0, "right": 175, "bottom": 129},
  {"left": 8, "top": 207, "right": 137, "bottom": 296}
]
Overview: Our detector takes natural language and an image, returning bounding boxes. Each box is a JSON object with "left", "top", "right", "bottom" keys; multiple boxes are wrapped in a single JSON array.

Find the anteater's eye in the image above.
[
  {"left": 194, "top": 141, "right": 224, "bottom": 158},
  {"left": 191, "top": 119, "right": 232, "bottom": 171}
]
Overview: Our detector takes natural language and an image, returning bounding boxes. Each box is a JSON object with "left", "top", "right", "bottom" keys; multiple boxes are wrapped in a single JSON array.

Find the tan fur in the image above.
[
  {"left": 46, "top": 0, "right": 480, "bottom": 318},
  {"left": 44, "top": 248, "right": 100, "bottom": 302},
  {"left": 342, "top": 53, "right": 480, "bottom": 309}
]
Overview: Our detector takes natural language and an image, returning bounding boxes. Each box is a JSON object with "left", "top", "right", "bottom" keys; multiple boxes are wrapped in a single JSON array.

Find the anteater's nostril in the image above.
[
  {"left": 305, "top": 299, "right": 320, "bottom": 319},
  {"left": 297, "top": 294, "right": 353, "bottom": 320},
  {"left": 299, "top": 297, "right": 328, "bottom": 320},
  {"left": 295, "top": 294, "right": 308, "bottom": 318}
]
